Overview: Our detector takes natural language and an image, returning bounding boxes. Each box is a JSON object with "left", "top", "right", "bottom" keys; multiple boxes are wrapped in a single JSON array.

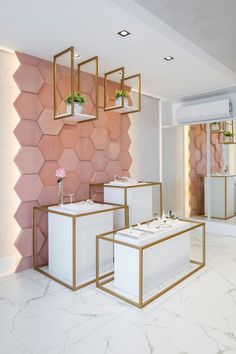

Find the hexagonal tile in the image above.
[
  {"left": 59, "top": 125, "right": 79, "bottom": 148},
  {"left": 15, "top": 256, "right": 33, "bottom": 272},
  {"left": 120, "top": 132, "right": 131, "bottom": 150},
  {"left": 107, "top": 141, "right": 120, "bottom": 160},
  {"left": 16, "top": 51, "right": 41, "bottom": 66},
  {"left": 119, "top": 151, "right": 132, "bottom": 170},
  {"left": 39, "top": 83, "right": 53, "bottom": 109},
  {"left": 106, "top": 161, "right": 122, "bottom": 181},
  {"left": 76, "top": 183, "right": 90, "bottom": 201},
  {"left": 63, "top": 172, "right": 80, "bottom": 195},
  {"left": 38, "top": 186, "right": 59, "bottom": 205},
  {"left": 79, "top": 71, "right": 95, "bottom": 94},
  {"left": 14, "top": 227, "right": 45, "bottom": 257},
  {"left": 38, "top": 60, "right": 55, "bottom": 84},
  {"left": 38, "top": 109, "right": 63, "bottom": 135},
  {"left": 14, "top": 92, "right": 43, "bottom": 120},
  {"left": 121, "top": 170, "right": 130, "bottom": 177},
  {"left": 38, "top": 213, "right": 48, "bottom": 236},
  {"left": 91, "top": 150, "right": 109, "bottom": 171},
  {"left": 38, "top": 136, "right": 63, "bottom": 160},
  {"left": 91, "top": 171, "right": 109, "bottom": 184},
  {"left": 14, "top": 147, "right": 44, "bottom": 174},
  {"left": 14, "top": 201, "right": 39, "bottom": 229},
  {"left": 14, "top": 120, "right": 42, "bottom": 146},
  {"left": 77, "top": 121, "right": 94, "bottom": 137},
  {"left": 38, "top": 240, "right": 48, "bottom": 265},
  {"left": 76, "top": 161, "right": 94, "bottom": 183},
  {"left": 82, "top": 93, "right": 95, "bottom": 115},
  {"left": 106, "top": 116, "right": 121, "bottom": 140},
  {"left": 91, "top": 128, "right": 109, "bottom": 150},
  {"left": 58, "top": 149, "right": 78, "bottom": 171},
  {"left": 14, "top": 64, "right": 44, "bottom": 93},
  {"left": 15, "top": 175, "right": 43, "bottom": 201},
  {"left": 57, "top": 75, "right": 71, "bottom": 100},
  {"left": 121, "top": 115, "right": 131, "bottom": 132},
  {"left": 93, "top": 108, "right": 108, "bottom": 128},
  {"left": 75, "top": 138, "right": 95, "bottom": 160},
  {"left": 39, "top": 161, "right": 60, "bottom": 186}
]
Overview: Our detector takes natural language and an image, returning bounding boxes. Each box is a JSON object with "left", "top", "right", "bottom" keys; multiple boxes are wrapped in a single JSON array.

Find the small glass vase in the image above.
[{"left": 58, "top": 179, "right": 64, "bottom": 205}]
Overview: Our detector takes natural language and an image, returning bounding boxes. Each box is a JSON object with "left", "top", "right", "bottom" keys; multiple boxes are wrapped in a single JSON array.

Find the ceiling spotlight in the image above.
[
  {"left": 74, "top": 53, "right": 81, "bottom": 60},
  {"left": 117, "top": 30, "right": 131, "bottom": 37},
  {"left": 164, "top": 56, "right": 174, "bottom": 61}
]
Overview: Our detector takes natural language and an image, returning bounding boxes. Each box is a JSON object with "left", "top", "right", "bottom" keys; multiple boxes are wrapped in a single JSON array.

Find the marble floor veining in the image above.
[{"left": 1, "top": 233, "right": 236, "bottom": 354}]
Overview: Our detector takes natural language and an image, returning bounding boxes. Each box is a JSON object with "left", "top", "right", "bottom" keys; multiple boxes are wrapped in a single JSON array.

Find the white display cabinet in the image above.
[{"left": 33, "top": 202, "right": 128, "bottom": 290}]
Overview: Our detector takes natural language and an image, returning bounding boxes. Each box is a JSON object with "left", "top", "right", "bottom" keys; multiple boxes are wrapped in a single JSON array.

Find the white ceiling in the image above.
[{"left": 0, "top": 0, "right": 235, "bottom": 98}]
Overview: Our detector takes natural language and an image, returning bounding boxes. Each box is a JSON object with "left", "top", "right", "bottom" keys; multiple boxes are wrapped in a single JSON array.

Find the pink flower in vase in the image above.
[{"left": 55, "top": 168, "right": 66, "bottom": 182}]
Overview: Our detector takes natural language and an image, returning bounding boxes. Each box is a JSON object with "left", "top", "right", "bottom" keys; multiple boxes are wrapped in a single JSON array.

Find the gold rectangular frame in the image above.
[
  {"left": 219, "top": 120, "right": 236, "bottom": 144},
  {"left": 123, "top": 73, "right": 141, "bottom": 114},
  {"left": 96, "top": 219, "right": 205, "bottom": 308},
  {"left": 89, "top": 181, "right": 162, "bottom": 225},
  {"left": 33, "top": 201, "right": 128, "bottom": 291},
  {"left": 104, "top": 67, "right": 124, "bottom": 111},
  {"left": 77, "top": 56, "right": 99, "bottom": 122},
  {"left": 53, "top": 46, "right": 74, "bottom": 120}
]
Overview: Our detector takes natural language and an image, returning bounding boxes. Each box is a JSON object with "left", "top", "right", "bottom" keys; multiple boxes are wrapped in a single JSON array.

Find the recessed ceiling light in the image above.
[
  {"left": 164, "top": 56, "right": 174, "bottom": 61},
  {"left": 117, "top": 30, "right": 131, "bottom": 37},
  {"left": 74, "top": 53, "right": 81, "bottom": 60}
]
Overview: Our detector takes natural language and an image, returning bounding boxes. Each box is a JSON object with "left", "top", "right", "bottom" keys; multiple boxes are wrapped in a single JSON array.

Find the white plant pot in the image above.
[
  {"left": 66, "top": 103, "right": 83, "bottom": 115},
  {"left": 224, "top": 135, "right": 233, "bottom": 142},
  {"left": 211, "top": 124, "right": 219, "bottom": 131},
  {"left": 115, "top": 97, "right": 129, "bottom": 107}
]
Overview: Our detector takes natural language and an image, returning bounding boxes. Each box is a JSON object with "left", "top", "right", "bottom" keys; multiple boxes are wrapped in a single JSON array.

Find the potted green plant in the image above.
[
  {"left": 210, "top": 122, "right": 220, "bottom": 132},
  {"left": 114, "top": 90, "right": 129, "bottom": 107},
  {"left": 223, "top": 130, "right": 234, "bottom": 142},
  {"left": 65, "top": 92, "right": 86, "bottom": 115}
]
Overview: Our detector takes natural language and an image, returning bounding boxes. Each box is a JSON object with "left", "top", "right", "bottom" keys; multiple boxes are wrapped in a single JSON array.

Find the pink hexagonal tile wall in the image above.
[
  {"left": 13, "top": 52, "right": 132, "bottom": 272},
  {"left": 14, "top": 64, "right": 44, "bottom": 93},
  {"left": 15, "top": 227, "right": 45, "bottom": 257}
]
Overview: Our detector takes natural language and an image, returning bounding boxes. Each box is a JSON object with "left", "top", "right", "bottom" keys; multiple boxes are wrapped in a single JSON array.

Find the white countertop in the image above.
[
  {"left": 115, "top": 220, "right": 197, "bottom": 246},
  {"left": 48, "top": 202, "right": 117, "bottom": 216},
  {"left": 104, "top": 182, "right": 148, "bottom": 187}
]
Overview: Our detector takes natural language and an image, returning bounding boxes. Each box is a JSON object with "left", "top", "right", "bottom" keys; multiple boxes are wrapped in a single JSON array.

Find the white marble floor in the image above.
[{"left": 1, "top": 233, "right": 236, "bottom": 354}]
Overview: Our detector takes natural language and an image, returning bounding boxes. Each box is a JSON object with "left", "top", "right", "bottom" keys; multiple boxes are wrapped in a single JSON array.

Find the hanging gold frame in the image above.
[
  {"left": 104, "top": 68, "right": 141, "bottom": 114},
  {"left": 219, "top": 120, "right": 236, "bottom": 144},
  {"left": 53, "top": 46, "right": 74, "bottom": 120}
]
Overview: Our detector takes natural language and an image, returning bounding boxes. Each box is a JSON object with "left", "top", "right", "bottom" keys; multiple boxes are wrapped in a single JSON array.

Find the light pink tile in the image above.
[
  {"left": 58, "top": 149, "right": 78, "bottom": 171},
  {"left": 14, "top": 64, "right": 44, "bottom": 93},
  {"left": 15, "top": 256, "right": 33, "bottom": 272},
  {"left": 14, "top": 92, "right": 43, "bottom": 120},
  {"left": 91, "top": 150, "right": 109, "bottom": 171},
  {"left": 120, "top": 132, "right": 131, "bottom": 150},
  {"left": 106, "top": 161, "right": 122, "bottom": 180},
  {"left": 14, "top": 147, "right": 44, "bottom": 174},
  {"left": 106, "top": 116, "right": 121, "bottom": 140},
  {"left": 75, "top": 138, "right": 95, "bottom": 160},
  {"left": 38, "top": 186, "right": 59, "bottom": 205},
  {"left": 93, "top": 108, "right": 108, "bottom": 128},
  {"left": 38, "top": 109, "right": 63, "bottom": 135},
  {"left": 77, "top": 122, "right": 94, "bottom": 137},
  {"left": 79, "top": 71, "right": 95, "bottom": 94},
  {"left": 57, "top": 75, "right": 71, "bottom": 99},
  {"left": 38, "top": 60, "right": 55, "bottom": 84},
  {"left": 39, "top": 161, "right": 60, "bottom": 186},
  {"left": 59, "top": 125, "right": 79, "bottom": 148},
  {"left": 38, "top": 135, "right": 63, "bottom": 160},
  {"left": 14, "top": 227, "right": 45, "bottom": 257},
  {"left": 39, "top": 83, "right": 53, "bottom": 109},
  {"left": 16, "top": 52, "right": 40, "bottom": 66},
  {"left": 119, "top": 151, "right": 132, "bottom": 170},
  {"left": 15, "top": 175, "right": 43, "bottom": 201},
  {"left": 14, "top": 120, "right": 42, "bottom": 146},
  {"left": 63, "top": 172, "right": 80, "bottom": 195},
  {"left": 76, "top": 161, "right": 94, "bottom": 183},
  {"left": 76, "top": 183, "right": 89, "bottom": 201},
  {"left": 107, "top": 141, "right": 120, "bottom": 160},
  {"left": 121, "top": 115, "right": 131, "bottom": 132},
  {"left": 14, "top": 201, "right": 39, "bottom": 229},
  {"left": 91, "top": 128, "right": 109, "bottom": 149},
  {"left": 91, "top": 171, "right": 109, "bottom": 184}
]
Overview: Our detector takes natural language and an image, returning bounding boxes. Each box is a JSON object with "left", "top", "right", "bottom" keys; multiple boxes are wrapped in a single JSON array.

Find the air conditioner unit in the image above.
[{"left": 175, "top": 98, "right": 232, "bottom": 124}]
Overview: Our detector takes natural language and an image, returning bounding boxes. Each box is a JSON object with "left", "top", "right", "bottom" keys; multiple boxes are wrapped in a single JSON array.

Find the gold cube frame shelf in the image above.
[
  {"left": 96, "top": 219, "right": 205, "bottom": 308},
  {"left": 104, "top": 67, "right": 141, "bottom": 114},
  {"left": 53, "top": 46, "right": 99, "bottom": 123},
  {"left": 219, "top": 120, "right": 236, "bottom": 144},
  {"left": 33, "top": 202, "right": 128, "bottom": 291}
]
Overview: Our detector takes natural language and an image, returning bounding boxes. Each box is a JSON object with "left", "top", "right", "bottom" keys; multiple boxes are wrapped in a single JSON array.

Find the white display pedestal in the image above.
[
  {"left": 204, "top": 175, "right": 236, "bottom": 219},
  {"left": 96, "top": 219, "right": 205, "bottom": 308},
  {"left": 33, "top": 202, "right": 127, "bottom": 290},
  {"left": 103, "top": 182, "right": 160, "bottom": 225}
]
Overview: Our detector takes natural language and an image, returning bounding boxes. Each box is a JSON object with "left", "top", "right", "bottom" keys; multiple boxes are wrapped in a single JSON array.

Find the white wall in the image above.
[
  {"left": 129, "top": 93, "right": 160, "bottom": 181},
  {"left": 0, "top": 49, "right": 20, "bottom": 275}
]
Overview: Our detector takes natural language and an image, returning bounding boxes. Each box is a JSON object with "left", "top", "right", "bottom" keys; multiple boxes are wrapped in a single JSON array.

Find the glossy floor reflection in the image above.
[{"left": 0, "top": 233, "right": 236, "bottom": 354}]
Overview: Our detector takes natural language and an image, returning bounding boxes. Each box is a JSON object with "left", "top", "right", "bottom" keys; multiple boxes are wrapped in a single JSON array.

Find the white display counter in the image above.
[
  {"left": 204, "top": 175, "right": 236, "bottom": 219},
  {"left": 33, "top": 202, "right": 128, "bottom": 290},
  {"left": 96, "top": 219, "right": 205, "bottom": 308}
]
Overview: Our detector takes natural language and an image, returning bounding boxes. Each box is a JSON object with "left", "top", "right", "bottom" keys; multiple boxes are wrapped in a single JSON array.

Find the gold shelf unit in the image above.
[
  {"left": 219, "top": 120, "right": 236, "bottom": 144},
  {"left": 53, "top": 47, "right": 99, "bottom": 123},
  {"left": 104, "top": 67, "right": 141, "bottom": 114}
]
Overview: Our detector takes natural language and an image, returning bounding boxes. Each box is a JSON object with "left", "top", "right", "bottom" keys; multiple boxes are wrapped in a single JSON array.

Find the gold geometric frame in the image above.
[
  {"left": 104, "top": 66, "right": 124, "bottom": 111},
  {"left": 219, "top": 120, "right": 236, "bottom": 144},
  {"left": 33, "top": 202, "right": 128, "bottom": 291},
  {"left": 123, "top": 73, "right": 141, "bottom": 114},
  {"left": 53, "top": 46, "right": 74, "bottom": 120},
  {"left": 77, "top": 55, "right": 99, "bottom": 122},
  {"left": 89, "top": 181, "right": 162, "bottom": 225},
  {"left": 96, "top": 219, "right": 205, "bottom": 308}
]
